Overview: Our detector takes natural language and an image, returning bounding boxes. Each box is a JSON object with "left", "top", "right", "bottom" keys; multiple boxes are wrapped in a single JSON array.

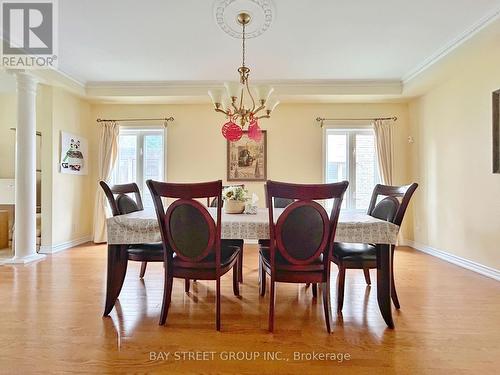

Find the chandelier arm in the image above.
[
  {"left": 239, "top": 90, "right": 244, "bottom": 112},
  {"left": 253, "top": 105, "right": 266, "bottom": 115},
  {"left": 215, "top": 108, "right": 230, "bottom": 116},
  {"left": 231, "top": 100, "right": 240, "bottom": 113}
]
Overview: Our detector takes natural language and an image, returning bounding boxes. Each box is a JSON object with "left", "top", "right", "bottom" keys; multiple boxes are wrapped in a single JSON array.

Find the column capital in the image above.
[{"left": 13, "top": 71, "right": 39, "bottom": 95}]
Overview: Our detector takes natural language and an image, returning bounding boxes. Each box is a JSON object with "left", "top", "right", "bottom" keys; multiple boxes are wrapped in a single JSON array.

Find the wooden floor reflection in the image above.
[{"left": 0, "top": 244, "right": 499, "bottom": 374}]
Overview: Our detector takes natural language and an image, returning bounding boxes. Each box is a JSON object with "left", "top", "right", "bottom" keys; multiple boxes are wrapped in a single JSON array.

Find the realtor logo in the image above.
[{"left": 1, "top": 0, "right": 58, "bottom": 68}]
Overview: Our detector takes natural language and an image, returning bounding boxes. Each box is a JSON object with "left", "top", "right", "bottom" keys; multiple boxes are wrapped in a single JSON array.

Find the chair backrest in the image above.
[
  {"left": 266, "top": 180, "right": 348, "bottom": 266},
  {"left": 208, "top": 184, "right": 245, "bottom": 207},
  {"left": 367, "top": 183, "right": 418, "bottom": 226},
  {"left": 99, "top": 181, "right": 144, "bottom": 217},
  {"left": 147, "top": 180, "right": 222, "bottom": 263}
]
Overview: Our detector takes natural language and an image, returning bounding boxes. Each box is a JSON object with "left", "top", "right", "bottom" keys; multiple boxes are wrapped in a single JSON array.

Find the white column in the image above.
[{"left": 2, "top": 72, "right": 45, "bottom": 264}]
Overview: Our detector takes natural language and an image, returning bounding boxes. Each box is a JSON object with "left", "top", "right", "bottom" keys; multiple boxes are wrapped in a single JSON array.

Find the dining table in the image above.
[{"left": 104, "top": 207, "right": 400, "bottom": 328}]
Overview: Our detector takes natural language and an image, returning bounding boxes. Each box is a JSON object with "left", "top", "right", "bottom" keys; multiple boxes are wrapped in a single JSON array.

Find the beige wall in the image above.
[
  {"left": 2, "top": 86, "right": 94, "bottom": 248},
  {"left": 50, "top": 88, "right": 94, "bottom": 245},
  {"left": 0, "top": 94, "right": 17, "bottom": 178},
  {"left": 91, "top": 102, "right": 413, "bottom": 236},
  {"left": 407, "top": 21, "right": 500, "bottom": 269}
]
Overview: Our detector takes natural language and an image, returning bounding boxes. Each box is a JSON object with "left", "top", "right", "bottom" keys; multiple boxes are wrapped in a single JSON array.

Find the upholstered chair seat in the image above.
[
  {"left": 127, "top": 243, "right": 164, "bottom": 258},
  {"left": 259, "top": 246, "right": 324, "bottom": 271},
  {"left": 332, "top": 243, "right": 377, "bottom": 261},
  {"left": 173, "top": 245, "right": 240, "bottom": 269}
]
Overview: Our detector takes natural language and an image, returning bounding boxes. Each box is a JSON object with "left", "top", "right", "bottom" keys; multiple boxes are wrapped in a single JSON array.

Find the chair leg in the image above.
[
  {"left": 322, "top": 281, "right": 332, "bottom": 333},
  {"left": 238, "top": 248, "right": 243, "bottom": 283},
  {"left": 139, "top": 262, "right": 147, "bottom": 279},
  {"left": 391, "top": 246, "right": 401, "bottom": 309},
  {"left": 233, "top": 258, "right": 240, "bottom": 296},
  {"left": 159, "top": 269, "right": 173, "bottom": 325},
  {"left": 363, "top": 268, "right": 371, "bottom": 285},
  {"left": 184, "top": 279, "right": 190, "bottom": 293},
  {"left": 269, "top": 277, "right": 275, "bottom": 332},
  {"left": 312, "top": 283, "right": 318, "bottom": 298},
  {"left": 216, "top": 277, "right": 221, "bottom": 331},
  {"left": 259, "top": 254, "right": 266, "bottom": 296},
  {"left": 337, "top": 265, "right": 346, "bottom": 313}
]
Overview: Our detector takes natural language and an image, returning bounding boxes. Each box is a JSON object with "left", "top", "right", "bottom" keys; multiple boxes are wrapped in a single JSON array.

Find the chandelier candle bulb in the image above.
[
  {"left": 208, "top": 89, "right": 224, "bottom": 106},
  {"left": 266, "top": 98, "right": 280, "bottom": 112},
  {"left": 224, "top": 82, "right": 243, "bottom": 100},
  {"left": 255, "top": 85, "right": 274, "bottom": 103}
]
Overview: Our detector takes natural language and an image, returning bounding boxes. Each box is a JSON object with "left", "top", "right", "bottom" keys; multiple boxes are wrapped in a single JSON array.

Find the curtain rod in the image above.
[
  {"left": 316, "top": 116, "right": 397, "bottom": 128},
  {"left": 96, "top": 117, "right": 174, "bottom": 123}
]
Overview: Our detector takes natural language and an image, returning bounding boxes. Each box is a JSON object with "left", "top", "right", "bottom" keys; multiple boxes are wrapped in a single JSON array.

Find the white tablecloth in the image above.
[{"left": 107, "top": 208, "right": 399, "bottom": 245}]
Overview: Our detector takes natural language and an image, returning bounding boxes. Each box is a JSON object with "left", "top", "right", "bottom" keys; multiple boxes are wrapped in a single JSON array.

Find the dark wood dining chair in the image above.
[
  {"left": 258, "top": 186, "right": 294, "bottom": 247},
  {"left": 259, "top": 180, "right": 348, "bottom": 333},
  {"left": 147, "top": 179, "right": 241, "bottom": 330},
  {"left": 206, "top": 184, "right": 245, "bottom": 284},
  {"left": 331, "top": 183, "right": 418, "bottom": 313},
  {"left": 100, "top": 181, "right": 163, "bottom": 279}
]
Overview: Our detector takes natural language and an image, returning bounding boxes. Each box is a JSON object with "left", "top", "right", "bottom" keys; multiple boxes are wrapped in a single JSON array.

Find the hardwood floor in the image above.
[{"left": 0, "top": 244, "right": 499, "bottom": 374}]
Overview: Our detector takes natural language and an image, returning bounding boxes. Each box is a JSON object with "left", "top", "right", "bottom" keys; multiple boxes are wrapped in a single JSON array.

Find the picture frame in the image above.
[
  {"left": 227, "top": 130, "right": 267, "bottom": 181},
  {"left": 493, "top": 90, "right": 500, "bottom": 173},
  {"left": 60, "top": 131, "right": 89, "bottom": 175}
]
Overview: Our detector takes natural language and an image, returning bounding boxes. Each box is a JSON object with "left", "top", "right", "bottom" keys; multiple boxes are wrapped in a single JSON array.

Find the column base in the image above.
[{"left": 0, "top": 253, "right": 46, "bottom": 265}]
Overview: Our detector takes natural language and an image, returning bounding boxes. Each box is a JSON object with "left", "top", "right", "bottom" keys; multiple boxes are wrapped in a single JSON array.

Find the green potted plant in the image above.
[{"left": 222, "top": 186, "right": 248, "bottom": 214}]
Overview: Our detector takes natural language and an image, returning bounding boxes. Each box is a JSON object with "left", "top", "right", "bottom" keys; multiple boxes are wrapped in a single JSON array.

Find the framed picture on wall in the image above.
[
  {"left": 60, "top": 131, "right": 89, "bottom": 175},
  {"left": 493, "top": 89, "right": 500, "bottom": 173},
  {"left": 227, "top": 131, "right": 267, "bottom": 181}
]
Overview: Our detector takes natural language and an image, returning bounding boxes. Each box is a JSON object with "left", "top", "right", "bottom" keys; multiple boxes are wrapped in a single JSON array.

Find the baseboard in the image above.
[
  {"left": 39, "top": 235, "right": 92, "bottom": 254},
  {"left": 401, "top": 239, "right": 500, "bottom": 282}
]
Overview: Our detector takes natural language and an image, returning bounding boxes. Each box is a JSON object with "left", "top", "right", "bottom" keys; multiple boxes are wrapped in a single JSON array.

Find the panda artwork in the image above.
[
  {"left": 60, "top": 132, "right": 88, "bottom": 175},
  {"left": 62, "top": 139, "right": 84, "bottom": 171}
]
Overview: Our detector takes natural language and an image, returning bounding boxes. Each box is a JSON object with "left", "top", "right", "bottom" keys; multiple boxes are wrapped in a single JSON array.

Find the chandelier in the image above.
[{"left": 209, "top": 12, "right": 279, "bottom": 142}]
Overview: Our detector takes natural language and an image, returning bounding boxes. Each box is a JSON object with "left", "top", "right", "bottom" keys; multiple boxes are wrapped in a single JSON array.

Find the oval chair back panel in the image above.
[
  {"left": 166, "top": 199, "right": 216, "bottom": 262},
  {"left": 275, "top": 201, "right": 330, "bottom": 264}
]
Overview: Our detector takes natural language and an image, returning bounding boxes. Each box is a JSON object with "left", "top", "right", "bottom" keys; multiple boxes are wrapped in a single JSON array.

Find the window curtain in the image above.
[
  {"left": 93, "top": 121, "right": 119, "bottom": 243},
  {"left": 373, "top": 119, "right": 393, "bottom": 185}
]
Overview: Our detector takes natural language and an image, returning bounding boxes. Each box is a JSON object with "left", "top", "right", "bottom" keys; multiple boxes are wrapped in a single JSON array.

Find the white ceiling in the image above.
[{"left": 56, "top": 0, "right": 500, "bottom": 84}]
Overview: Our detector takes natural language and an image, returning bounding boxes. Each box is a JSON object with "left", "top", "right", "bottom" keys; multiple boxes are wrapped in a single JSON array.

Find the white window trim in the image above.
[
  {"left": 114, "top": 125, "right": 166, "bottom": 197},
  {"left": 322, "top": 123, "right": 378, "bottom": 211}
]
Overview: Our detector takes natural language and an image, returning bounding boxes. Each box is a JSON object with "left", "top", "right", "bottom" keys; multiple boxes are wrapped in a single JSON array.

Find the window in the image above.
[
  {"left": 324, "top": 127, "right": 379, "bottom": 210},
  {"left": 112, "top": 127, "right": 165, "bottom": 208}
]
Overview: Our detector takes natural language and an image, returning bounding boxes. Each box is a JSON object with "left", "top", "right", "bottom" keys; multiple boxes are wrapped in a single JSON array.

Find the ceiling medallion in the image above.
[
  {"left": 214, "top": 0, "right": 274, "bottom": 39},
  {"left": 209, "top": 11, "right": 279, "bottom": 142}
]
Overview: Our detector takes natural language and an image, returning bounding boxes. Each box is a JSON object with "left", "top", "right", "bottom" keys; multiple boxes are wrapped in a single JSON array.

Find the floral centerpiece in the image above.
[{"left": 222, "top": 186, "right": 248, "bottom": 214}]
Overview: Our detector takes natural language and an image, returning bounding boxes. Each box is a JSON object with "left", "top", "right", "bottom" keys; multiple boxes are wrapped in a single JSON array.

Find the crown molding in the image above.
[
  {"left": 31, "top": 68, "right": 86, "bottom": 97},
  {"left": 402, "top": 6, "right": 500, "bottom": 85},
  {"left": 85, "top": 79, "right": 403, "bottom": 103}
]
